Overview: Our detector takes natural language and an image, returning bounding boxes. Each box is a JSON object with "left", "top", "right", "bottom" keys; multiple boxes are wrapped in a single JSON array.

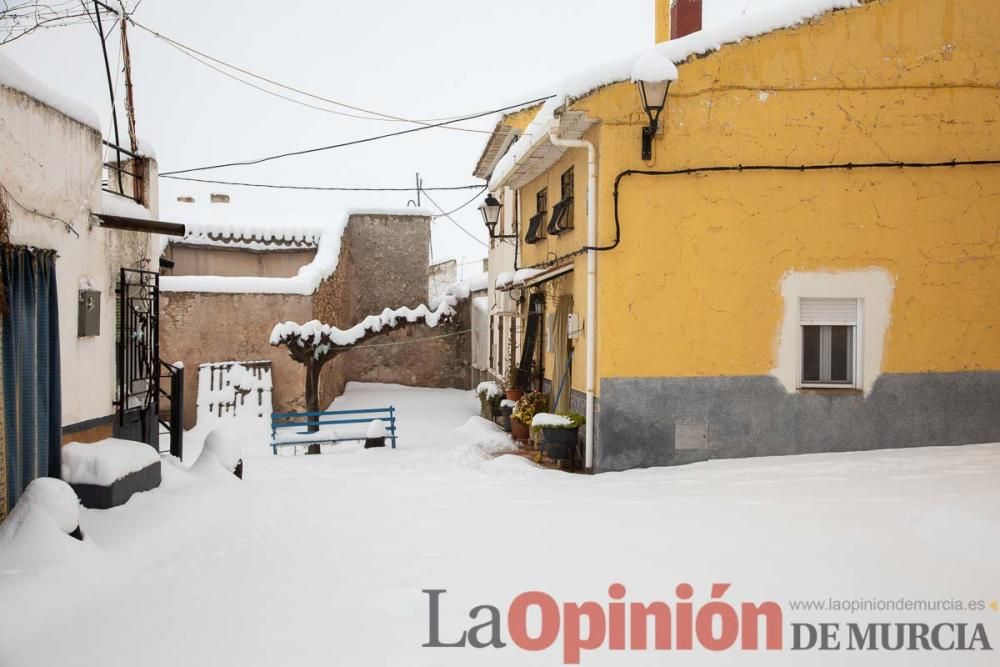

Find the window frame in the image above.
[
  {"left": 797, "top": 298, "right": 864, "bottom": 391},
  {"left": 525, "top": 188, "right": 548, "bottom": 244},
  {"left": 547, "top": 169, "right": 575, "bottom": 235}
]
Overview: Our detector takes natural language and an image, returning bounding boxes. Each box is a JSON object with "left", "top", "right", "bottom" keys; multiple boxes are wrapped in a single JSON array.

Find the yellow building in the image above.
[{"left": 474, "top": 0, "right": 1000, "bottom": 472}]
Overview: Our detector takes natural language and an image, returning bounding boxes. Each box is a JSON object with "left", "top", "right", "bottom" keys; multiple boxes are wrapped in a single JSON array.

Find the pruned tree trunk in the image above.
[{"left": 305, "top": 360, "right": 323, "bottom": 455}]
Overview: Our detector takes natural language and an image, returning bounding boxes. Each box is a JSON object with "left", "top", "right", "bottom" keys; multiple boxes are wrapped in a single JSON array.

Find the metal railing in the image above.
[{"left": 102, "top": 140, "right": 146, "bottom": 205}]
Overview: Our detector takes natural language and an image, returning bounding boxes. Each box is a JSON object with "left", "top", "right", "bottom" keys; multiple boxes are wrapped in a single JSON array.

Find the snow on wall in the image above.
[
  {"left": 197, "top": 362, "right": 273, "bottom": 433},
  {"left": 0, "top": 52, "right": 101, "bottom": 131},
  {"left": 491, "top": 0, "right": 859, "bottom": 189},
  {"left": 100, "top": 191, "right": 152, "bottom": 220}
]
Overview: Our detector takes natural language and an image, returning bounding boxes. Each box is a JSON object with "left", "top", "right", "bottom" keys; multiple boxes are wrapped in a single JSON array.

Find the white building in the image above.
[{"left": 0, "top": 54, "right": 181, "bottom": 518}]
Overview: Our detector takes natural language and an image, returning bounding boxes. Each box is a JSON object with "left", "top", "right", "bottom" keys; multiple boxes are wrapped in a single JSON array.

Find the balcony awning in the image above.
[
  {"left": 495, "top": 263, "right": 573, "bottom": 292},
  {"left": 95, "top": 213, "right": 185, "bottom": 237}
]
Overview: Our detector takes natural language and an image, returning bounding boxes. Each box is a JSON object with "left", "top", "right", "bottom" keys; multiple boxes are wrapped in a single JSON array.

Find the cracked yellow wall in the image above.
[{"left": 569, "top": 0, "right": 1000, "bottom": 382}]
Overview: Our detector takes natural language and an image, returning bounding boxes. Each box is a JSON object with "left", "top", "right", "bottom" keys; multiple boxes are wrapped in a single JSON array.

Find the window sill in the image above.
[{"left": 797, "top": 385, "right": 862, "bottom": 396}]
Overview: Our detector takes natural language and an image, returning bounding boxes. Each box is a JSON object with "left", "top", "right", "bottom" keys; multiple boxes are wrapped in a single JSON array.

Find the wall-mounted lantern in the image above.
[
  {"left": 637, "top": 79, "right": 671, "bottom": 161},
  {"left": 479, "top": 194, "right": 517, "bottom": 240}
]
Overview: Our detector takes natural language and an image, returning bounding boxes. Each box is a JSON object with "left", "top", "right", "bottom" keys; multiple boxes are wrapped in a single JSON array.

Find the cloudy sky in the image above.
[{"left": 2, "top": 0, "right": 775, "bottom": 276}]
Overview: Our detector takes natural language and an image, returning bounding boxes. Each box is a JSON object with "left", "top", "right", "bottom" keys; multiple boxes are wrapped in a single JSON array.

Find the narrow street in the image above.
[{"left": 2, "top": 383, "right": 998, "bottom": 666}]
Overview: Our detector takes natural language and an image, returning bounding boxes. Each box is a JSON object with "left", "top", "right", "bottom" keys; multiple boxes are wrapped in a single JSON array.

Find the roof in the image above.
[
  {"left": 485, "top": 0, "right": 862, "bottom": 190},
  {"left": 472, "top": 122, "right": 521, "bottom": 181},
  {"left": 0, "top": 52, "right": 101, "bottom": 130}
]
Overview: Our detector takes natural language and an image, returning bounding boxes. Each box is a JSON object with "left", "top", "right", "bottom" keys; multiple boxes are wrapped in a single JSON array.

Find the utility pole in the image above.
[
  {"left": 120, "top": 11, "right": 138, "bottom": 155},
  {"left": 93, "top": 0, "right": 123, "bottom": 193}
]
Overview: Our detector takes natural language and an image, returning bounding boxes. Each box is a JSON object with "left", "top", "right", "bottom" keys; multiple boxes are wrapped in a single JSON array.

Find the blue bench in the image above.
[{"left": 270, "top": 407, "right": 398, "bottom": 455}]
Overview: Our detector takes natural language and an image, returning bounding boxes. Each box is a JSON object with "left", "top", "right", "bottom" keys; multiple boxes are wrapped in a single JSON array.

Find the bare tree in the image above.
[
  {"left": 0, "top": 1, "right": 106, "bottom": 46},
  {"left": 270, "top": 299, "right": 461, "bottom": 452}
]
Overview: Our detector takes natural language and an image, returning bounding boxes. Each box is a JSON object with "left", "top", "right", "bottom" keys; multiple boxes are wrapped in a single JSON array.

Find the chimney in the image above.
[
  {"left": 655, "top": 0, "right": 671, "bottom": 43},
  {"left": 210, "top": 193, "right": 230, "bottom": 204},
  {"left": 670, "top": 0, "right": 702, "bottom": 40}
]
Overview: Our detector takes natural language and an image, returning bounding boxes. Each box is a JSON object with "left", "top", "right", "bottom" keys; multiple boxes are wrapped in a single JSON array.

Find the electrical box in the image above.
[
  {"left": 568, "top": 313, "right": 582, "bottom": 339},
  {"left": 78, "top": 289, "right": 101, "bottom": 337}
]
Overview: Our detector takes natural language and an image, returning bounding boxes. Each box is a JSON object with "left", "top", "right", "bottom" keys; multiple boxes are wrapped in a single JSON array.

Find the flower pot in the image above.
[
  {"left": 542, "top": 427, "right": 579, "bottom": 461},
  {"left": 505, "top": 389, "right": 524, "bottom": 402},
  {"left": 511, "top": 417, "right": 530, "bottom": 442}
]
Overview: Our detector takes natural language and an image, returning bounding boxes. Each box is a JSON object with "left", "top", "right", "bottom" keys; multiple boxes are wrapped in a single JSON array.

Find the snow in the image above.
[
  {"left": 2, "top": 381, "right": 998, "bottom": 666},
  {"left": 61, "top": 439, "right": 161, "bottom": 487},
  {"left": 531, "top": 412, "right": 574, "bottom": 429},
  {"left": 161, "top": 219, "right": 345, "bottom": 295},
  {"left": 270, "top": 291, "right": 461, "bottom": 348},
  {"left": 136, "top": 136, "right": 157, "bottom": 160},
  {"left": 100, "top": 191, "right": 152, "bottom": 220},
  {"left": 490, "top": 0, "right": 859, "bottom": 189},
  {"left": 476, "top": 380, "right": 502, "bottom": 399},
  {"left": 494, "top": 268, "right": 544, "bottom": 289},
  {"left": 161, "top": 207, "right": 437, "bottom": 295},
  {"left": 1, "top": 478, "right": 80, "bottom": 537},
  {"left": 0, "top": 52, "right": 101, "bottom": 130},
  {"left": 200, "top": 430, "right": 243, "bottom": 473},
  {"left": 366, "top": 419, "right": 387, "bottom": 439},
  {"left": 500, "top": 399, "right": 517, "bottom": 408}
]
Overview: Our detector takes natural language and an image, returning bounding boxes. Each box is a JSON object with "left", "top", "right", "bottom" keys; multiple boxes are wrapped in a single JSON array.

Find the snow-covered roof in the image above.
[
  {"left": 165, "top": 201, "right": 326, "bottom": 250},
  {"left": 489, "top": 0, "right": 860, "bottom": 190},
  {"left": 473, "top": 122, "right": 521, "bottom": 181},
  {"left": 160, "top": 207, "right": 433, "bottom": 295},
  {"left": 0, "top": 52, "right": 101, "bottom": 131}
]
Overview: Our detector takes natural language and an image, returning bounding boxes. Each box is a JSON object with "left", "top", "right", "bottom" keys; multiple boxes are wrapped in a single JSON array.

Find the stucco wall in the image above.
[
  {"left": 494, "top": 0, "right": 1000, "bottom": 470},
  {"left": 159, "top": 292, "right": 312, "bottom": 428},
  {"left": 0, "top": 83, "right": 158, "bottom": 432},
  {"left": 167, "top": 244, "right": 316, "bottom": 278}
]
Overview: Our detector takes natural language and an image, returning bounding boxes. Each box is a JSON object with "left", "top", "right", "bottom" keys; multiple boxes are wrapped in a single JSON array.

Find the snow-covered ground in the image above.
[{"left": 1, "top": 382, "right": 998, "bottom": 666}]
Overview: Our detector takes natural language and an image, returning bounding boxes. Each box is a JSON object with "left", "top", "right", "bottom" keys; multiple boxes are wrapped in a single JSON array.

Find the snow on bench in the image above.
[{"left": 270, "top": 408, "right": 397, "bottom": 455}]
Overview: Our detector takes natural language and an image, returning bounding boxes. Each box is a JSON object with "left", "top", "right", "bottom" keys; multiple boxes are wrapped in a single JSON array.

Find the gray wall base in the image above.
[{"left": 596, "top": 372, "right": 1000, "bottom": 473}]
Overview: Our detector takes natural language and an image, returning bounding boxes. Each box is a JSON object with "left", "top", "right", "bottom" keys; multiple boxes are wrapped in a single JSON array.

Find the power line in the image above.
[
  {"left": 130, "top": 17, "right": 502, "bottom": 133},
  {"left": 159, "top": 95, "right": 555, "bottom": 176},
  {"left": 149, "top": 35, "right": 486, "bottom": 136},
  {"left": 423, "top": 189, "right": 487, "bottom": 248},
  {"left": 160, "top": 174, "right": 487, "bottom": 192},
  {"left": 429, "top": 186, "right": 487, "bottom": 218}
]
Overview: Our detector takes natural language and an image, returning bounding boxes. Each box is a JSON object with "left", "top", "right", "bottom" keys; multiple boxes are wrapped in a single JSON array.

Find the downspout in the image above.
[{"left": 548, "top": 119, "right": 598, "bottom": 472}]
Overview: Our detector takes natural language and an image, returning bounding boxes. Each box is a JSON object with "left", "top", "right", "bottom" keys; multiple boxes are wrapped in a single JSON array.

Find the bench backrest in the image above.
[{"left": 271, "top": 407, "right": 397, "bottom": 447}]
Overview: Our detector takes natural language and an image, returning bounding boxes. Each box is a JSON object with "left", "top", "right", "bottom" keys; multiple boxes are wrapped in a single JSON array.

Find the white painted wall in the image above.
[
  {"left": 1, "top": 84, "right": 158, "bottom": 428},
  {"left": 770, "top": 268, "right": 896, "bottom": 396},
  {"left": 486, "top": 187, "right": 518, "bottom": 379}
]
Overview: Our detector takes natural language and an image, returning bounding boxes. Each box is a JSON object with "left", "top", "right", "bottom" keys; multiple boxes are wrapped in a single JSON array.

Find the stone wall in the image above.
[
  {"left": 315, "top": 213, "right": 472, "bottom": 409},
  {"left": 167, "top": 244, "right": 316, "bottom": 279},
  {"left": 160, "top": 292, "right": 312, "bottom": 428},
  {"left": 162, "top": 212, "right": 473, "bottom": 431}
]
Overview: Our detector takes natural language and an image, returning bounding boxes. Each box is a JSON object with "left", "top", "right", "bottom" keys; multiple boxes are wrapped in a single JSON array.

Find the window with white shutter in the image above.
[{"left": 799, "top": 298, "right": 861, "bottom": 388}]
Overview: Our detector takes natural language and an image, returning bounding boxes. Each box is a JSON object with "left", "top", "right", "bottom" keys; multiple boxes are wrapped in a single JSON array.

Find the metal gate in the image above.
[{"left": 115, "top": 268, "right": 160, "bottom": 448}]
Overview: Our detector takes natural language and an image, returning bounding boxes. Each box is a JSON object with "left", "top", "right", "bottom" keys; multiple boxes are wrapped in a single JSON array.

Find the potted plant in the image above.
[
  {"left": 476, "top": 381, "right": 503, "bottom": 420},
  {"left": 512, "top": 391, "right": 548, "bottom": 444},
  {"left": 532, "top": 412, "right": 584, "bottom": 462},
  {"left": 504, "top": 367, "right": 523, "bottom": 402}
]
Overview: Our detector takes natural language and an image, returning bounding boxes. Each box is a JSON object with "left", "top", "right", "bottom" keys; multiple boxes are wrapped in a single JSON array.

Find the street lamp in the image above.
[
  {"left": 637, "top": 79, "right": 671, "bottom": 161},
  {"left": 479, "top": 194, "right": 511, "bottom": 240}
]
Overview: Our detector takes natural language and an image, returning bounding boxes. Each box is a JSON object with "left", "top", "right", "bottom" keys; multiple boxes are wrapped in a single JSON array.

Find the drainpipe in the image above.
[{"left": 549, "top": 119, "right": 597, "bottom": 472}]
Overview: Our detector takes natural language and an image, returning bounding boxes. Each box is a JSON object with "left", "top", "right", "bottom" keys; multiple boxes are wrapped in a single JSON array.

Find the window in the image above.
[
  {"left": 799, "top": 298, "right": 860, "bottom": 388},
  {"left": 547, "top": 169, "right": 574, "bottom": 235},
  {"left": 525, "top": 188, "right": 547, "bottom": 244}
]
